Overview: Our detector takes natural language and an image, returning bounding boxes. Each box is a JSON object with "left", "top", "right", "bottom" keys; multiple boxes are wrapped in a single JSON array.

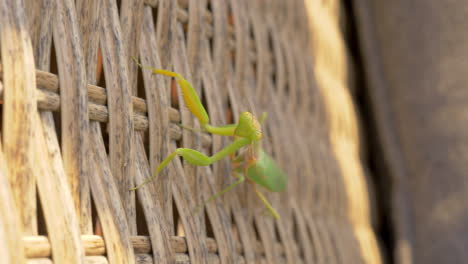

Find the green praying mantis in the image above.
[{"left": 131, "top": 59, "right": 287, "bottom": 219}]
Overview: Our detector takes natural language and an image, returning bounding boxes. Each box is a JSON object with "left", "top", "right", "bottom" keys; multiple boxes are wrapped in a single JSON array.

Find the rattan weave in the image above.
[{"left": 0, "top": 0, "right": 382, "bottom": 263}]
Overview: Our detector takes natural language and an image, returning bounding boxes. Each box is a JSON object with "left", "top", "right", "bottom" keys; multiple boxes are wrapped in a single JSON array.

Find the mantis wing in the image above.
[{"left": 247, "top": 150, "right": 287, "bottom": 192}]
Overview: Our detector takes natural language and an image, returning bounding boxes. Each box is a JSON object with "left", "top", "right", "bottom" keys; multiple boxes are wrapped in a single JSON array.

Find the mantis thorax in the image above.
[{"left": 235, "top": 112, "right": 262, "bottom": 141}]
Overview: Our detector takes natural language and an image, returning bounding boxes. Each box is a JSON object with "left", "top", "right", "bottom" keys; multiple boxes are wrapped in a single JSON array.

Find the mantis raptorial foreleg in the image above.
[
  {"left": 134, "top": 58, "right": 238, "bottom": 136},
  {"left": 179, "top": 123, "right": 238, "bottom": 136},
  {"left": 133, "top": 58, "right": 209, "bottom": 125},
  {"left": 131, "top": 137, "right": 251, "bottom": 191}
]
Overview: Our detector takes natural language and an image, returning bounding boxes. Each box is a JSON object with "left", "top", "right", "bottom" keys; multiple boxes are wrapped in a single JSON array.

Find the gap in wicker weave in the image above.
[
  {"left": 225, "top": 97, "right": 234, "bottom": 125},
  {"left": 93, "top": 121, "right": 109, "bottom": 155},
  {"left": 48, "top": 43, "right": 63, "bottom": 150},
  {"left": 291, "top": 213, "right": 304, "bottom": 258},
  {"left": 94, "top": 49, "right": 111, "bottom": 154},
  {"left": 204, "top": 209, "right": 215, "bottom": 239},
  {"left": 249, "top": 26, "right": 257, "bottom": 77},
  {"left": 273, "top": 220, "right": 282, "bottom": 243},
  {"left": 175, "top": 131, "right": 183, "bottom": 150},
  {"left": 36, "top": 191, "right": 48, "bottom": 236},
  {"left": 173, "top": 197, "right": 186, "bottom": 237},
  {"left": 116, "top": 0, "right": 122, "bottom": 14},
  {"left": 267, "top": 32, "right": 278, "bottom": 92},
  {"left": 229, "top": 213, "right": 240, "bottom": 247},
  {"left": 136, "top": 63, "right": 148, "bottom": 103},
  {"left": 51, "top": 109, "right": 62, "bottom": 149},
  {"left": 206, "top": 0, "right": 214, "bottom": 57},
  {"left": 252, "top": 221, "right": 265, "bottom": 258},
  {"left": 135, "top": 193, "right": 150, "bottom": 236},
  {"left": 227, "top": 3, "right": 236, "bottom": 70},
  {"left": 49, "top": 41, "right": 58, "bottom": 77},
  {"left": 96, "top": 51, "right": 106, "bottom": 89},
  {"left": 90, "top": 193, "right": 99, "bottom": 235},
  {"left": 199, "top": 83, "right": 212, "bottom": 158},
  {"left": 170, "top": 79, "right": 179, "bottom": 110},
  {"left": 135, "top": 61, "right": 151, "bottom": 155},
  {"left": 150, "top": 3, "right": 158, "bottom": 26}
]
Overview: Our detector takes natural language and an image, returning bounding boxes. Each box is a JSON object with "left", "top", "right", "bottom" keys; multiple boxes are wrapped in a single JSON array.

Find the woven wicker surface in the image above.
[{"left": 0, "top": 0, "right": 381, "bottom": 263}]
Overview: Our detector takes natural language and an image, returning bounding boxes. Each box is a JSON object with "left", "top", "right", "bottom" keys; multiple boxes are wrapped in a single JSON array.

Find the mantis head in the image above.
[{"left": 235, "top": 112, "right": 263, "bottom": 141}]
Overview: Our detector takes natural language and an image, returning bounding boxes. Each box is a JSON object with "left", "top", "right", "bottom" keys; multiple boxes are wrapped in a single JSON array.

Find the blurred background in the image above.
[{"left": 335, "top": 1, "right": 468, "bottom": 263}]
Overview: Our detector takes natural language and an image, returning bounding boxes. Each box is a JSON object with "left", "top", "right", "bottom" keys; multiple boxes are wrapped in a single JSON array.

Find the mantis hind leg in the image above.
[
  {"left": 195, "top": 172, "right": 245, "bottom": 213},
  {"left": 251, "top": 183, "right": 280, "bottom": 219}
]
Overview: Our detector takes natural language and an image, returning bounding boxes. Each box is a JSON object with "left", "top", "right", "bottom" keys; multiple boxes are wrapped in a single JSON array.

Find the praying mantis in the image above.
[{"left": 131, "top": 59, "right": 287, "bottom": 219}]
